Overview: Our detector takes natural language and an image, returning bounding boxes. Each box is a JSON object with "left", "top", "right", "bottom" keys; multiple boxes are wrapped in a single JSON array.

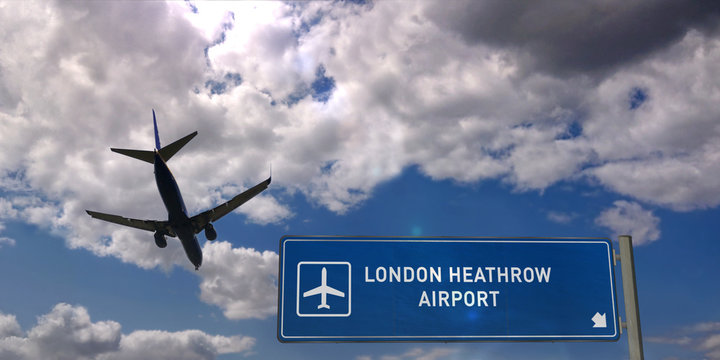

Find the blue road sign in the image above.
[{"left": 278, "top": 236, "right": 619, "bottom": 342}]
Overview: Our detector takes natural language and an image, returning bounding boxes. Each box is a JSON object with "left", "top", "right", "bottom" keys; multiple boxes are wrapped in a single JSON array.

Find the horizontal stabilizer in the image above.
[
  {"left": 158, "top": 131, "right": 197, "bottom": 161},
  {"left": 110, "top": 131, "right": 197, "bottom": 164},
  {"left": 110, "top": 148, "right": 155, "bottom": 164}
]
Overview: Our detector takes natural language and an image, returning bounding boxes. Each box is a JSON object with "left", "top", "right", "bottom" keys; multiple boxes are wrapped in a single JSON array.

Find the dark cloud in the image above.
[{"left": 426, "top": 0, "right": 720, "bottom": 76}]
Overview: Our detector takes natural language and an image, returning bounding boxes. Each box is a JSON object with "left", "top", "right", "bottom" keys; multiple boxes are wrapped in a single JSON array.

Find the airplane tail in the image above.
[
  {"left": 153, "top": 109, "right": 161, "bottom": 150},
  {"left": 111, "top": 109, "right": 198, "bottom": 164}
]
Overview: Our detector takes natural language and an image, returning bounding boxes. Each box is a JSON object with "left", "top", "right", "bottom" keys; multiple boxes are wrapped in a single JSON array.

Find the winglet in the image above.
[{"left": 153, "top": 109, "right": 161, "bottom": 150}]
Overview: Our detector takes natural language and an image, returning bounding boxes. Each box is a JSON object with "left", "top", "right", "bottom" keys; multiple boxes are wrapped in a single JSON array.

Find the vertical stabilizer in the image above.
[
  {"left": 111, "top": 109, "right": 197, "bottom": 163},
  {"left": 153, "top": 109, "right": 161, "bottom": 150}
]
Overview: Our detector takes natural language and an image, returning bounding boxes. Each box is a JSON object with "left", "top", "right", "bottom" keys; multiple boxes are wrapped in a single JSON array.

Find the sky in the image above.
[{"left": 0, "top": 0, "right": 719, "bottom": 359}]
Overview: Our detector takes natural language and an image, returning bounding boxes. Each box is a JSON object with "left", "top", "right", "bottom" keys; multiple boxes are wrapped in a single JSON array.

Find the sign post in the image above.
[
  {"left": 619, "top": 235, "right": 644, "bottom": 360},
  {"left": 278, "top": 236, "right": 620, "bottom": 342}
]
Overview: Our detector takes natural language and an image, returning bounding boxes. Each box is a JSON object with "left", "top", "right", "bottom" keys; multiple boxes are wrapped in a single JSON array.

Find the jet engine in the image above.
[
  {"left": 205, "top": 223, "right": 217, "bottom": 241},
  {"left": 154, "top": 231, "right": 167, "bottom": 248}
]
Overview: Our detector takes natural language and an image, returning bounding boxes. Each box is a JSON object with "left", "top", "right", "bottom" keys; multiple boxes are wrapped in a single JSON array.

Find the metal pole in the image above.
[{"left": 619, "top": 235, "right": 644, "bottom": 360}]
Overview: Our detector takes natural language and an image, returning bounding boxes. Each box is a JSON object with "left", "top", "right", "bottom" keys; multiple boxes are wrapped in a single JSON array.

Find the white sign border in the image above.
[
  {"left": 279, "top": 237, "right": 619, "bottom": 342},
  {"left": 296, "top": 261, "right": 352, "bottom": 317}
]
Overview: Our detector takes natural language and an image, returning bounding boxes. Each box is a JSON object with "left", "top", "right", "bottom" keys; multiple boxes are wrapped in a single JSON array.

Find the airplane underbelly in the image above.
[
  {"left": 175, "top": 225, "right": 202, "bottom": 268},
  {"left": 155, "top": 164, "right": 188, "bottom": 221}
]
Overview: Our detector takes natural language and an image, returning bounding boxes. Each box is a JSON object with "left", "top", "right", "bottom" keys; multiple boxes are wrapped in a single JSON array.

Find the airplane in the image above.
[
  {"left": 303, "top": 267, "right": 345, "bottom": 309},
  {"left": 86, "top": 110, "right": 271, "bottom": 270}
]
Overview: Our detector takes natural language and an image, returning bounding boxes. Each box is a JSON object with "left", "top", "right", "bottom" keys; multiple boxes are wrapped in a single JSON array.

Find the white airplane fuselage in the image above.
[
  {"left": 317, "top": 268, "right": 331, "bottom": 309},
  {"left": 303, "top": 267, "right": 345, "bottom": 309}
]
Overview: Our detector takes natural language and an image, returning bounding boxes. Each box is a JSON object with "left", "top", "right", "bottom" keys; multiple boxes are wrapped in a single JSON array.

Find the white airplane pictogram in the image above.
[{"left": 303, "top": 267, "right": 345, "bottom": 309}]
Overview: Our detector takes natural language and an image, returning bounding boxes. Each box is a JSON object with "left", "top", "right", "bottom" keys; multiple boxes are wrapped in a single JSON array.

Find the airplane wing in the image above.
[
  {"left": 303, "top": 286, "right": 345, "bottom": 298},
  {"left": 190, "top": 176, "right": 271, "bottom": 233},
  {"left": 303, "top": 286, "right": 322, "bottom": 297},
  {"left": 86, "top": 210, "right": 174, "bottom": 236},
  {"left": 325, "top": 286, "right": 345, "bottom": 297}
]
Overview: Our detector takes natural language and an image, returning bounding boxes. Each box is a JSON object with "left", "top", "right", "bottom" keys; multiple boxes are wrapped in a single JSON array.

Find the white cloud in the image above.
[
  {"left": 363, "top": 347, "right": 458, "bottom": 360},
  {"left": 585, "top": 30, "right": 720, "bottom": 211},
  {"left": 1, "top": 1, "right": 719, "bottom": 220},
  {"left": 0, "top": 222, "right": 15, "bottom": 249},
  {"left": 0, "top": 303, "right": 121, "bottom": 360},
  {"left": 0, "top": 200, "right": 19, "bottom": 219},
  {"left": 546, "top": 211, "right": 577, "bottom": 224},
  {"left": 0, "top": 236, "right": 15, "bottom": 249},
  {"left": 646, "top": 335, "right": 693, "bottom": 345},
  {"left": 236, "top": 194, "right": 293, "bottom": 225},
  {"left": 0, "top": 193, "right": 279, "bottom": 318},
  {"left": 591, "top": 143, "right": 720, "bottom": 211},
  {"left": 30, "top": 304, "right": 120, "bottom": 360},
  {"left": 0, "top": 314, "right": 22, "bottom": 338},
  {"left": 99, "top": 330, "right": 255, "bottom": 360},
  {"left": 647, "top": 320, "right": 720, "bottom": 359},
  {"left": 0, "top": 304, "right": 254, "bottom": 360},
  {"left": 594, "top": 200, "right": 661, "bottom": 245},
  {"left": 2, "top": 0, "right": 720, "bottom": 323},
  {"left": 197, "top": 241, "right": 279, "bottom": 319},
  {"left": 687, "top": 322, "right": 720, "bottom": 333},
  {"left": 701, "top": 334, "right": 720, "bottom": 351}
]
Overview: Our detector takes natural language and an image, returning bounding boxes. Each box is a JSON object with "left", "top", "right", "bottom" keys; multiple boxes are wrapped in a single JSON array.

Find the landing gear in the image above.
[{"left": 195, "top": 265, "right": 199, "bottom": 271}]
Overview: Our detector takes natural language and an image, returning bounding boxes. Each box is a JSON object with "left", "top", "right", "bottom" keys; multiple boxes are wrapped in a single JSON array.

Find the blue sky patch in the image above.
[
  {"left": 205, "top": 79, "right": 227, "bottom": 95},
  {"left": 297, "top": 11, "right": 323, "bottom": 38},
  {"left": 320, "top": 160, "right": 338, "bottom": 175},
  {"left": 284, "top": 86, "right": 310, "bottom": 106},
  {"left": 203, "top": 73, "right": 242, "bottom": 95},
  {"left": 311, "top": 65, "right": 336, "bottom": 103},
  {"left": 340, "top": 0, "right": 368, "bottom": 5},
  {"left": 281, "top": 65, "right": 335, "bottom": 105},
  {"left": 224, "top": 72, "right": 242, "bottom": 86},
  {"left": 557, "top": 120, "right": 583, "bottom": 140},
  {"left": 184, "top": 0, "right": 198, "bottom": 14},
  {"left": 629, "top": 87, "right": 648, "bottom": 110}
]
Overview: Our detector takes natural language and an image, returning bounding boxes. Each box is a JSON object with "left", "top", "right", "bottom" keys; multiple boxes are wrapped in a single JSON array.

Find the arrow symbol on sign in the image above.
[{"left": 592, "top": 312, "right": 607, "bottom": 328}]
